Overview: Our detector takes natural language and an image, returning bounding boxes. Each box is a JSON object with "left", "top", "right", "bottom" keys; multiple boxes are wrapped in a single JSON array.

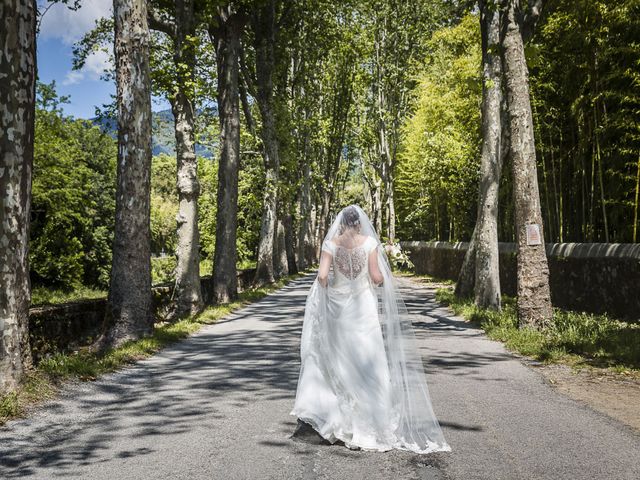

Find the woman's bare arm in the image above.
[
  {"left": 317, "top": 250, "right": 332, "bottom": 287},
  {"left": 368, "top": 246, "right": 384, "bottom": 286}
]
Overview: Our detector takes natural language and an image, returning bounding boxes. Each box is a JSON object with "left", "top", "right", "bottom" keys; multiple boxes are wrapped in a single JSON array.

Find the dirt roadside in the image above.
[{"left": 533, "top": 363, "right": 640, "bottom": 431}]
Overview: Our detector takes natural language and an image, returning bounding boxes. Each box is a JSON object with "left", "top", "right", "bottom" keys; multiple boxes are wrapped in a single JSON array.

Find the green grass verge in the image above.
[
  {"left": 396, "top": 270, "right": 455, "bottom": 285},
  {"left": 435, "top": 286, "right": 640, "bottom": 373},
  {"left": 33, "top": 259, "right": 257, "bottom": 306},
  {"left": 31, "top": 286, "right": 108, "bottom": 306},
  {"left": 1, "top": 271, "right": 308, "bottom": 424}
]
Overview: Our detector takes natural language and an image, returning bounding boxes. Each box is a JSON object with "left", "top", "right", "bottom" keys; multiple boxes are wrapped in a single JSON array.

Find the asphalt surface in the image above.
[{"left": 1, "top": 274, "right": 638, "bottom": 480}]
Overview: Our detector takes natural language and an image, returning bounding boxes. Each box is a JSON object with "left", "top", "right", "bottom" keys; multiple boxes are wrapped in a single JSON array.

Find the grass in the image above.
[
  {"left": 31, "top": 286, "right": 107, "bottom": 306},
  {"left": 396, "top": 270, "right": 455, "bottom": 285},
  {"left": 1, "top": 271, "right": 308, "bottom": 425},
  {"left": 31, "top": 260, "right": 258, "bottom": 306},
  {"left": 435, "top": 286, "right": 640, "bottom": 373}
]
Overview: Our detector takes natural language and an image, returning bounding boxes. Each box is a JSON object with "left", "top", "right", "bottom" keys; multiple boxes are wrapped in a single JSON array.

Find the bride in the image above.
[{"left": 290, "top": 205, "right": 451, "bottom": 453}]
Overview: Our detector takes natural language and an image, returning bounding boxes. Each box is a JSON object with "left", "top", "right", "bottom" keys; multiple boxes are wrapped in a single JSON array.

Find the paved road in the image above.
[{"left": 1, "top": 275, "right": 638, "bottom": 480}]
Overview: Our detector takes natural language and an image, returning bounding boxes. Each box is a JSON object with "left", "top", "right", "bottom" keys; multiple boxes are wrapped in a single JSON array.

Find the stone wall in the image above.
[
  {"left": 401, "top": 241, "right": 640, "bottom": 321},
  {"left": 28, "top": 269, "right": 258, "bottom": 362}
]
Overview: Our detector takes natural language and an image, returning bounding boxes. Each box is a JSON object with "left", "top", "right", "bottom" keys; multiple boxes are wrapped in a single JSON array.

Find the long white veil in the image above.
[{"left": 298, "top": 204, "right": 450, "bottom": 453}]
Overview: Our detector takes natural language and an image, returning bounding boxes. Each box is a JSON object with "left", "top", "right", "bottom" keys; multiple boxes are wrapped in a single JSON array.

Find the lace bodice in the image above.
[{"left": 322, "top": 236, "right": 377, "bottom": 285}]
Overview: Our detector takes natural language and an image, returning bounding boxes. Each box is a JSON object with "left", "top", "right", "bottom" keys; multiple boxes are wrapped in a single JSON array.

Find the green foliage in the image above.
[
  {"left": 436, "top": 287, "right": 640, "bottom": 370},
  {"left": 396, "top": 14, "right": 482, "bottom": 241},
  {"left": 151, "top": 256, "right": 177, "bottom": 285},
  {"left": 150, "top": 153, "right": 179, "bottom": 256},
  {"left": 197, "top": 155, "right": 218, "bottom": 263},
  {"left": 529, "top": 0, "right": 640, "bottom": 242},
  {"left": 31, "top": 81, "right": 117, "bottom": 290}
]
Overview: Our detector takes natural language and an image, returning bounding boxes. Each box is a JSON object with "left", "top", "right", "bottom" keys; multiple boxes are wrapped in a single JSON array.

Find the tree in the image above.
[
  {"left": 100, "top": 0, "right": 154, "bottom": 348},
  {"left": 148, "top": 0, "right": 204, "bottom": 318},
  {"left": 500, "top": 0, "right": 553, "bottom": 328},
  {"left": 0, "top": 0, "right": 36, "bottom": 392},
  {"left": 359, "top": 0, "right": 452, "bottom": 242},
  {"left": 31, "top": 82, "right": 117, "bottom": 291},
  {"left": 250, "top": 0, "right": 282, "bottom": 285},
  {"left": 208, "top": 5, "right": 247, "bottom": 302},
  {"left": 455, "top": 1, "right": 505, "bottom": 310},
  {"left": 396, "top": 14, "right": 481, "bottom": 243}
]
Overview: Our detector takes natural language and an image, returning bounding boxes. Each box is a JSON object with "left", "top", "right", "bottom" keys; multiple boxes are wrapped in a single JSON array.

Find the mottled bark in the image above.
[
  {"left": 0, "top": 0, "right": 36, "bottom": 392},
  {"left": 274, "top": 217, "right": 288, "bottom": 278},
  {"left": 210, "top": 8, "right": 244, "bottom": 303},
  {"left": 634, "top": 154, "right": 640, "bottom": 243},
  {"left": 252, "top": 1, "right": 280, "bottom": 286},
  {"left": 455, "top": 229, "right": 477, "bottom": 298},
  {"left": 456, "top": 2, "right": 504, "bottom": 302},
  {"left": 296, "top": 138, "right": 311, "bottom": 270},
  {"left": 170, "top": 0, "right": 203, "bottom": 318},
  {"left": 283, "top": 213, "right": 297, "bottom": 274},
  {"left": 501, "top": 0, "right": 553, "bottom": 328},
  {"left": 102, "top": 0, "right": 154, "bottom": 347},
  {"left": 386, "top": 170, "right": 396, "bottom": 243},
  {"left": 474, "top": 0, "right": 504, "bottom": 310}
]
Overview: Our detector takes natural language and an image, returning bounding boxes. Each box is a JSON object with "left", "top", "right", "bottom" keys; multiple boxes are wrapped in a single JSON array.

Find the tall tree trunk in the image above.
[
  {"left": 210, "top": 8, "right": 244, "bottom": 303},
  {"left": 386, "top": 172, "right": 396, "bottom": 242},
  {"left": 0, "top": 0, "right": 36, "bottom": 391},
  {"left": 634, "top": 154, "right": 640, "bottom": 243},
  {"left": 296, "top": 134, "right": 311, "bottom": 270},
  {"left": 102, "top": 0, "right": 154, "bottom": 347},
  {"left": 253, "top": 1, "right": 280, "bottom": 286},
  {"left": 456, "top": 1, "right": 503, "bottom": 306},
  {"left": 455, "top": 227, "right": 478, "bottom": 298},
  {"left": 171, "top": 0, "right": 203, "bottom": 318},
  {"left": 372, "top": 179, "right": 383, "bottom": 234},
  {"left": 274, "top": 217, "right": 288, "bottom": 278},
  {"left": 283, "top": 213, "right": 297, "bottom": 274},
  {"left": 501, "top": 0, "right": 552, "bottom": 328},
  {"left": 474, "top": 1, "right": 504, "bottom": 310}
]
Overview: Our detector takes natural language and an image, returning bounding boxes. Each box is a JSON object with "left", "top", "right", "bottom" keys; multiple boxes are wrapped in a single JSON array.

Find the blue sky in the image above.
[{"left": 38, "top": 0, "right": 169, "bottom": 119}]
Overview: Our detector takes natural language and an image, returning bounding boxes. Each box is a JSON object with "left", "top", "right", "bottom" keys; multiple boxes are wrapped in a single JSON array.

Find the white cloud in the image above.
[
  {"left": 63, "top": 48, "right": 111, "bottom": 85},
  {"left": 62, "top": 70, "right": 84, "bottom": 85},
  {"left": 39, "top": 0, "right": 112, "bottom": 45}
]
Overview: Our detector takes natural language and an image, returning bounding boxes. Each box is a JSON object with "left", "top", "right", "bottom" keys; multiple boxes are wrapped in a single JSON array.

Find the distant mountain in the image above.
[{"left": 92, "top": 108, "right": 216, "bottom": 158}]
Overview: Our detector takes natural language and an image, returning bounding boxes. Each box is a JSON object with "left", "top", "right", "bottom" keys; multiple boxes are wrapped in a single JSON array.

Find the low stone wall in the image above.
[
  {"left": 401, "top": 241, "right": 640, "bottom": 321},
  {"left": 29, "top": 269, "right": 258, "bottom": 362}
]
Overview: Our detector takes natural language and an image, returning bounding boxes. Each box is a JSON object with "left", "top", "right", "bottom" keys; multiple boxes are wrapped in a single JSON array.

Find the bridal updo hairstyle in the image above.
[{"left": 339, "top": 205, "right": 361, "bottom": 234}]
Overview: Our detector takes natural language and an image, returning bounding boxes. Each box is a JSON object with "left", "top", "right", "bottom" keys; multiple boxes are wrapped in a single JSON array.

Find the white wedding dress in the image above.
[
  {"left": 290, "top": 236, "right": 398, "bottom": 451},
  {"left": 290, "top": 206, "right": 450, "bottom": 454}
]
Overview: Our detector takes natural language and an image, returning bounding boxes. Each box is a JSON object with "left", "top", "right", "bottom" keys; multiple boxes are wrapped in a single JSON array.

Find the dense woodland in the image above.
[{"left": 1, "top": 0, "right": 639, "bottom": 391}]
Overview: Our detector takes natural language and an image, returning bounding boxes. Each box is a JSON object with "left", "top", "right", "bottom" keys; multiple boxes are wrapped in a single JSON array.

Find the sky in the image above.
[{"left": 37, "top": 0, "right": 169, "bottom": 119}]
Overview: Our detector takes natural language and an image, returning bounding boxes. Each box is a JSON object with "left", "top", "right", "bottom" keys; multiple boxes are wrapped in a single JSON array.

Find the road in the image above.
[{"left": 1, "top": 275, "right": 638, "bottom": 479}]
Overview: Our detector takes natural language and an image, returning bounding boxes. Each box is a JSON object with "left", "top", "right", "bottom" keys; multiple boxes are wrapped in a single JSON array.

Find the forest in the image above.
[{"left": 1, "top": 0, "right": 639, "bottom": 393}]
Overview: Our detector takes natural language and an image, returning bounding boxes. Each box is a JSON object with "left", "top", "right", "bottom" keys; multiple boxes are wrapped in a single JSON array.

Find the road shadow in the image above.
[
  {"left": 0, "top": 274, "right": 501, "bottom": 477},
  {"left": 0, "top": 277, "right": 314, "bottom": 478}
]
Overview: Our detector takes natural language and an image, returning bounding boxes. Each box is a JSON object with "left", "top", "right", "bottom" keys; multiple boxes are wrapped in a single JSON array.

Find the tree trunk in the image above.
[
  {"left": 372, "top": 179, "right": 383, "bottom": 234},
  {"left": 386, "top": 174, "right": 396, "bottom": 243},
  {"left": 296, "top": 137, "right": 311, "bottom": 270},
  {"left": 456, "top": 2, "right": 504, "bottom": 305},
  {"left": 474, "top": 0, "right": 504, "bottom": 310},
  {"left": 501, "top": 0, "right": 552, "bottom": 328},
  {"left": 283, "top": 213, "right": 297, "bottom": 274},
  {"left": 455, "top": 228, "right": 478, "bottom": 298},
  {"left": 252, "top": 1, "right": 280, "bottom": 286},
  {"left": 274, "top": 217, "right": 288, "bottom": 278},
  {"left": 170, "top": 0, "right": 203, "bottom": 318},
  {"left": 0, "top": 0, "right": 36, "bottom": 391},
  {"left": 210, "top": 8, "right": 244, "bottom": 303},
  {"left": 634, "top": 154, "right": 640, "bottom": 243},
  {"left": 102, "top": 0, "right": 154, "bottom": 347}
]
